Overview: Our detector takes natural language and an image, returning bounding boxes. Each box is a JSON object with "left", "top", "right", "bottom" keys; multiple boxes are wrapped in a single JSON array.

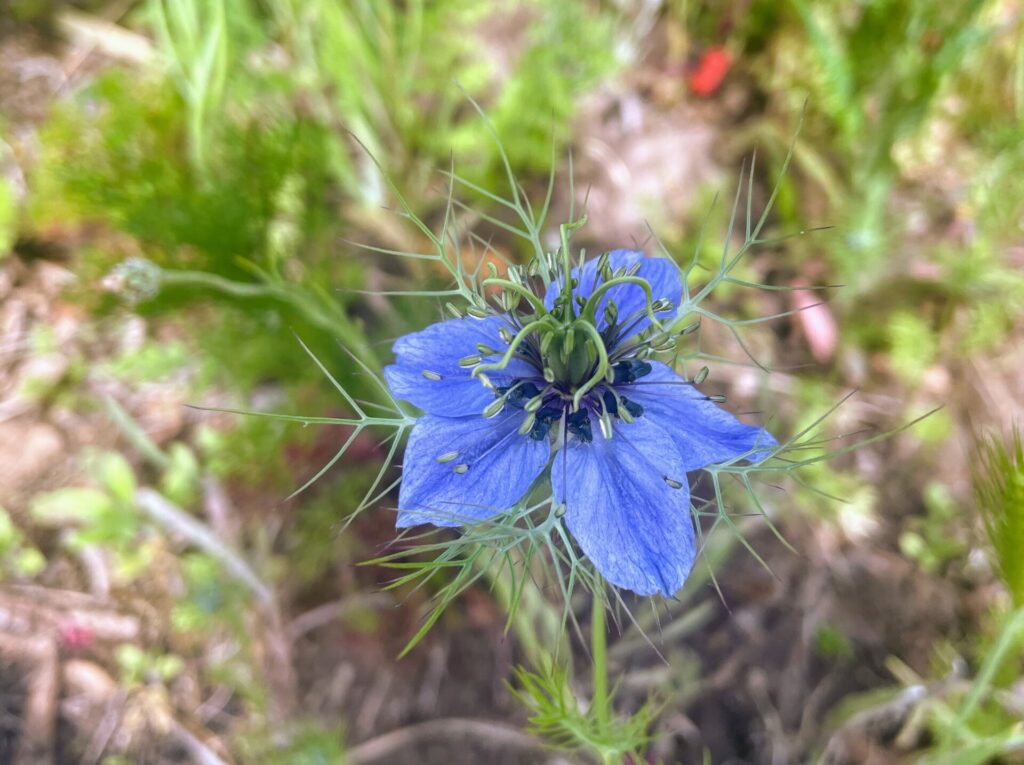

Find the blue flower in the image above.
[{"left": 384, "top": 249, "right": 776, "bottom": 597}]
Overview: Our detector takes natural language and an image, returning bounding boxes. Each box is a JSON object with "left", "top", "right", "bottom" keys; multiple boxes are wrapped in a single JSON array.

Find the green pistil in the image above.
[
  {"left": 569, "top": 321, "right": 610, "bottom": 409},
  {"left": 472, "top": 318, "right": 553, "bottom": 378},
  {"left": 579, "top": 275, "right": 667, "bottom": 334}
]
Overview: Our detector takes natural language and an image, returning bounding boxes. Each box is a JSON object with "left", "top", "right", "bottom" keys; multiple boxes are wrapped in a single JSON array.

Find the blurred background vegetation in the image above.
[{"left": 1, "top": 1, "right": 1022, "bottom": 763}]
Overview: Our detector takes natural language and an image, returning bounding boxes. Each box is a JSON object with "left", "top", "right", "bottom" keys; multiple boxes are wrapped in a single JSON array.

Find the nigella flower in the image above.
[{"left": 384, "top": 249, "right": 776, "bottom": 597}]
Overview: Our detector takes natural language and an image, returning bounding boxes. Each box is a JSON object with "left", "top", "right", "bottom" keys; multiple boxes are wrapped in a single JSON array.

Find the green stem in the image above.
[
  {"left": 159, "top": 269, "right": 379, "bottom": 373},
  {"left": 591, "top": 581, "right": 609, "bottom": 731}
]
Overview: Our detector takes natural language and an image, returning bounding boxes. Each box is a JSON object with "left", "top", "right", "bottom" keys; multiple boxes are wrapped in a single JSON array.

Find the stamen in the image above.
[
  {"left": 708, "top": 394, "right": 727, "bottom": 403},
  {"left": 612, "top": 360, "right": 653, "bottom": 385},
  {"left": 459, "top": 354, "right": 483, "bottom": 367},
  {"left": 663, "top": 476, "right": 683, "bottom": 490},
  {"left": 476, "top": 343, "right": 499, "bottom": 355},
  {"left": 421, "top": 370, "right": 443, "bottom": 381},
  {"left": 445, "top": 302, "right": 464, "bottom": 319},
  {"left": 436, "top": 451, "right": 459, "bottom": 463},
  {"left": 694, "top": 366, "right": 709, "bottom": 384},
  {"left": 466, "top": 306, "right": 490, "bottom": 319},
  {"left": 650, "top": 298, "right": 673, "bottom": 312},
  {"left": 603, "top": 300, "right": 618, "bottom": 326},
  {"left": 622, "top": 397, "right": 644, "bottom": 418},
  {"left": 566, "top": 409, "right": 593, "bottom": 443},
  {"left": 453, "top": 464, "right": 469, "bottom": 474},
  {"left": 482, "top": 398, "right": 505, "bottom": 418}
]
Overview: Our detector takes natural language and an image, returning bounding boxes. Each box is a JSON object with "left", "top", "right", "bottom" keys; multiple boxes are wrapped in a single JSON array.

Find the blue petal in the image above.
[
  {"left": 552, "top": 414, "right": 696, "bottom": 597},
  {"left": 623, "top": 361, "right": 777, "bottom": 470},
  {"left": 384, "top": 316, "right": 537, "bottom": 418},
  {"left": 397, "top": 410, "right": 549, "bottom": 528},
  {"left": 543, "top": 250, "right": 682, "bottom": 341}
]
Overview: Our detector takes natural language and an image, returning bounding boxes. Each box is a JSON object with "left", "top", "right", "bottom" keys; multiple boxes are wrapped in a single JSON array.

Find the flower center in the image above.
[{"left": 495, "top": 358, "right": 651, "bottom": 444}]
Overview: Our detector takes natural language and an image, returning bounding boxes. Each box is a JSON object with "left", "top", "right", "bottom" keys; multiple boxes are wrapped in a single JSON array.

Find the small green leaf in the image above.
[
  {"left": 31, "top": 488, "right": 113, "bottom": 526},
  {"left": 95, "top": 452, "right": 137, "bottom": 505}
]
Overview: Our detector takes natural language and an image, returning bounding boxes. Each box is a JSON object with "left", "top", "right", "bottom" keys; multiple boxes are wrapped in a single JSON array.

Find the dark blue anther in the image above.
[
  {"left": 602, "top": 389, "right": 643, "bottom": 421},
  {"left": 566, "top": 408, "right": 593, "bottom": 443},
  {"left": 612, "top": 360, "right": 653, "bottom": 385},
  {"left": 528, "top": 404, "right": 563, "bottom": 441},
  {"left": 602, "top": 390, "right": 619, "bottom": 416},
  {"left": 505, "top": 381, "right": 541, "bottom": 407},
  {"left": 621, "top": 396, "right": 644, "bottom": 418}
]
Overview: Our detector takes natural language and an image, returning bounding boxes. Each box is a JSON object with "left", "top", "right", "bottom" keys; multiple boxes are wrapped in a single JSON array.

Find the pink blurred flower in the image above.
[{"left": 59, "top": 622, "right": 95, "bottom": 652}]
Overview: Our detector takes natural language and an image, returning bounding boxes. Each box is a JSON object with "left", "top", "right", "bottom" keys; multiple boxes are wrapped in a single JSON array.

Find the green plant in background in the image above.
[
  {"left": 0, "top": 506, "right": 47, "bottom": 580},
  {"left": 772, "top": 0, "right": 989, "bottom": 289},
  {"left": 30, "top": 451, "right": 151, "bottom": 580},
  {"left": 149, "top": 0, "right": 229, "bottom": 175},
  {"left": 900, "top": 481, "right": 968, "bottom": 575},
  {"left": 0, "top": 174, "right": 16, "bottom": 260},
  {"left": 860, "top": 428, "right": 1024, "bottom": 764},
  {"left": 974, "top": 426, "right": 1024, "bottom": 607},
  {"left": 911, "top": 425, "right": 1024, "bottom": 762}
]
